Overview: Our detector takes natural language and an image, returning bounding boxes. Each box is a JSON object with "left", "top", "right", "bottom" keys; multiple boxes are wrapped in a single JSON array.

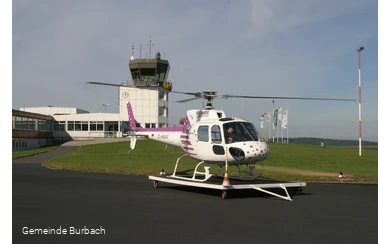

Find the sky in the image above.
[{"left": 11, "top": 0, "right": 378, "bottom": 142}]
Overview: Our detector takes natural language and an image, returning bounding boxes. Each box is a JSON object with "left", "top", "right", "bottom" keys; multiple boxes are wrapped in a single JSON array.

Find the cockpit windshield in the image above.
[{"left": 223, "top": 122, "right": 265, "bottom": 143}]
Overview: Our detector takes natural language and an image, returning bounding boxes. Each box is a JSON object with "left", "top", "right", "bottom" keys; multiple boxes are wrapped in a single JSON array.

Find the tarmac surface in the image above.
[{"left": 13, "top": 140, "right": 378, "bottom": 244}]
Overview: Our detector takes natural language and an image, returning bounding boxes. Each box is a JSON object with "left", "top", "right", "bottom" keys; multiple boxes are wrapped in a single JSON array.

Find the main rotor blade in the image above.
[
  {"left": 87, "top": 82, "right": 124, "bottom": 87},
  {"left": 175, "top": 97, "right": 201, "bottom": 103},
  {"left": 170, "top": 90, "right": 202, "bottom": 97},
  {"left": 226, "top": 95, "right": 356, "bottom": 101}
]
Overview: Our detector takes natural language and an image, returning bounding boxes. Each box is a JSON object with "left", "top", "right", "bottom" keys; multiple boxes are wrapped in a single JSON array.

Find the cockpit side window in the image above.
[
  {"left": 197, "top": 126, "right": 209, "bottom": 142},
  {"left": 211, "top": 125, "right": 222, "bottom": 144},
  {"left": 244, "top": 123, "right": 260, "bottom": 141},
  {"left": 223, "top": 122, "right": 260, "bottom": 142}
]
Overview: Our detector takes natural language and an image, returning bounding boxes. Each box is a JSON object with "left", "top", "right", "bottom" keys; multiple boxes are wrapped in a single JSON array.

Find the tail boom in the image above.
[{"left": 126, "top": 102, "right": 183, "bottom": 148}]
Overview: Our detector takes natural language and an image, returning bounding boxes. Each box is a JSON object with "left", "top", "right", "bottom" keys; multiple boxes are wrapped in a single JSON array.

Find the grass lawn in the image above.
[
  {"left": 42, "top": 140, "right": 378, "bottom": 183},
  {"left": 12, "top": 145, "right": 60, "bottom": 160}
]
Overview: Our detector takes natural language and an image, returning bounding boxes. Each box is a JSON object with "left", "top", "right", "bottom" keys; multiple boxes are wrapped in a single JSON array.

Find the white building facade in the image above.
[{"left": 21, "top": 86, "right": 169, "bottom": 140}]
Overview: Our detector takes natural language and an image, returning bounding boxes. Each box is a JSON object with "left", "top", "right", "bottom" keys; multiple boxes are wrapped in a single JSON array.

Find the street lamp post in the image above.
[
  {"left": 103, "top": 103, "right": 110, "bottom": 113},
  {"left": 357, "top": 47, "right": 364, "bottom": 156}
]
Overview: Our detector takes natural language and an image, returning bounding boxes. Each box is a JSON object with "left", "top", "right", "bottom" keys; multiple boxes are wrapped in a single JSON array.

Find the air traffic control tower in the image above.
[
  {"left": 129, "top": 51, "right": 172, "bottom": 91},
  {"left": 118, "top": 48, "right": 173, "bottom": 129}
]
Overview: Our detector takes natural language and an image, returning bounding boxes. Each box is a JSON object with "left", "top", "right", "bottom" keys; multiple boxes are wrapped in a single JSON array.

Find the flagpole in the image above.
[
  {"left": 277, "top": 106, "right": 282, "bottom": 143},
  {"left": 287, "top": 106, "right": 289, "bottom": 144},
  {"left": 281, "top": 107, "right": 283, "bottom": 143},
  {"left": 283, "top": 101, "right": 289, "bottom": 144},
  {"left": 266, "top": 115, "right": 268, "bottom": 140},
  {"left": 357, "top": 47, "right": 364, "bottom": 156},
  {"left": 260, "top": 114, "right": 263, "bottom": 138},
  {"left": 276, "top": 111, "right": 278, "bottom": 143},
  {"left": 259, "top": 118, "right": 261, "bottom": 137},
  {"left": 272, "top": 100, "right": 275, "bottom": 142},
  {"left": 268, "top": 112, "right": 270, "bottom": 142},
  {"left": 268, "top": 112, "right": 271, "bottom": 142}
]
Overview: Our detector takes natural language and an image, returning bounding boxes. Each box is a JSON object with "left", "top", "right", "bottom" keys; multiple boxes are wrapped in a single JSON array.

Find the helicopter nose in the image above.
[
  {"left": 242, "top": 142, "right": 269, "bottom": 160},
  {"left": 261, "top": 143, "right": 270, "bottom": 159},
  {"left": 229, "top": 147, "right": 245, "bottom": 161}
]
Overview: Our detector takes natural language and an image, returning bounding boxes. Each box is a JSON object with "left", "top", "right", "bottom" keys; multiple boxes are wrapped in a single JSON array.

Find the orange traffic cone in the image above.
[
  {"left": 338, "top": 172, "right": 345, "bottom": 179},
  {"left": 222, "top": 169, "right": 231, "bottom": 186}
]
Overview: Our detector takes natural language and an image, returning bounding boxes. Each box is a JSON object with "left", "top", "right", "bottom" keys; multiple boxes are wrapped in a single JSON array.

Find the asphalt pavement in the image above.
[{"left": 12, "top": 142, "right": 378, "bottom": 244}]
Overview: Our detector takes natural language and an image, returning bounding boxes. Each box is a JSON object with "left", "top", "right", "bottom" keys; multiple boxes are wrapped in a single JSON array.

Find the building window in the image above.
[
  {"left": 158, "top": 107, "right": 165, "bottom": 116},
  {"left": 89, "top": 121, "right": 104, "bottom": 131},
  {"left": 97, "top": 121, "right": 104, "bottom": 131},
  {"left": 15, "top": 116, "right": 22, "bottom": 130},
  {"left": 27, "top": 118, "right": 35, "bottom": 130},
  {"left": 67, "top": 121, "right": 75, "bottom": 131},
  {"left": 54, "top": 121, "right": 65, "bottom": 131},
  {"left": 75, "top": 121, "right": 81, "bottom": 131},
  {"left": 82, "top": 121, "right": 88, "bottom": 131},
  {"left": 159, "top": 91, "right": 165, "bottom": 100},
  {"left": 41, "top": 120, "right": 49, "bottom": 131},
  {"left": 89, "top": 121, "right": 96, "bottom": 131},
  {"left": 145, "top": 123, "right": 156, "bottom": 128}
]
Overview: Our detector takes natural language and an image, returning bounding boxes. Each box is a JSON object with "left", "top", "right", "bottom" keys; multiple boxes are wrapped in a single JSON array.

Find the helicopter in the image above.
[{"left": 126, "top": 90, "right": 355, "bottom": 182}]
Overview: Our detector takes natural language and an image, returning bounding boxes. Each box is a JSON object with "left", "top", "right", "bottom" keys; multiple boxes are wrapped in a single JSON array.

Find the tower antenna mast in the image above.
[
  {"left": 147, "top": 33, "right": 154, "bottom": 59},
  {"left": 149, "top": 34, "right": 152, "bottom": 59}
]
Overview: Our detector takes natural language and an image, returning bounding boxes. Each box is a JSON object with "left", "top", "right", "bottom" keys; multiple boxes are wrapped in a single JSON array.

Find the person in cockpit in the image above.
[{"left": 225, "top": 126, "right": 237, "bottom": 143}]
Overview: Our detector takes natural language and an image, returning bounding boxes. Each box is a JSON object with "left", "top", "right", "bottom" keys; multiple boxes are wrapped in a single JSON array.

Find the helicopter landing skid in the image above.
[{"left": 169, "top": 154, "right": 213, "bottom": 182}]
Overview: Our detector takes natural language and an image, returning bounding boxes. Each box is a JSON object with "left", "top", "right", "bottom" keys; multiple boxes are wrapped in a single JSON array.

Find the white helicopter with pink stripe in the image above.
[{"left": 126, "top": 90, "right": 354, "bottom": 182}]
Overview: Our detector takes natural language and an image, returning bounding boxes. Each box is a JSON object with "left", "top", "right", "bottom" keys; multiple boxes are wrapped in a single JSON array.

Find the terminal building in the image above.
[{"left": 12, "top": 51, "right": 175, "bottom": 151}]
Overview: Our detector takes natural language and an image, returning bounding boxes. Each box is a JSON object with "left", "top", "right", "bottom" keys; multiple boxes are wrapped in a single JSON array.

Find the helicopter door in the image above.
[
  {"left": 193, "top": 125, "right": 226, "bottom": 162},
  {"left": 210, "top": 125, "right": 225, "bottom": 160},
  {"left": 194, "top": 125, "right": 215, "bottom": 161}
]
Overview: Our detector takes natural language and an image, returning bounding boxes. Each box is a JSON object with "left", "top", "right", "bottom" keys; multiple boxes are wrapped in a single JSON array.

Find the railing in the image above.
[{"left": 88, "top": 131, "right": 118, "bottom": 138}]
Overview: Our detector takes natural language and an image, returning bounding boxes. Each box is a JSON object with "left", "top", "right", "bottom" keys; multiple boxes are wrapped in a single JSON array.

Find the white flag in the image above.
[
  {"left": 260, "top": 120, "right": 264, "bottom": 128},
  {"left": 278, "top": 106, "right": 283, "bottom": 121},
  {"left": 282, "top": 110, "right": 288, "bottom": 129}
]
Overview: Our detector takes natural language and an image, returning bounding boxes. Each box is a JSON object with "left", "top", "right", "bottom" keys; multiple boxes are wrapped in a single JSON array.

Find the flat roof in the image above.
[{"left": 12, "top": 109, "right": 54, "bottom": 121}]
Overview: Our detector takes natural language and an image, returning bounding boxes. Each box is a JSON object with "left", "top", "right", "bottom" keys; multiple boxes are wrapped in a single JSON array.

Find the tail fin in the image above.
[{"left": 126, "top": 102, "right": 137, "bottom": 130}]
